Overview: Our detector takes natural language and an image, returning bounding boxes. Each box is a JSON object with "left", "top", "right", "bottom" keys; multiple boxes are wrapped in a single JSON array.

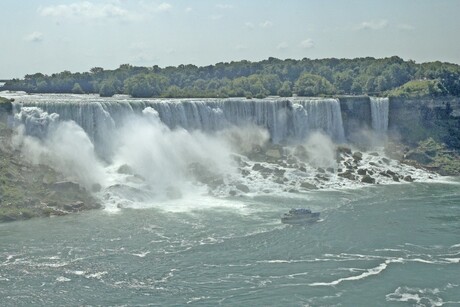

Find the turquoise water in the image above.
[{"left": 1, "top": 181, "right": 460, "bottom": 306}]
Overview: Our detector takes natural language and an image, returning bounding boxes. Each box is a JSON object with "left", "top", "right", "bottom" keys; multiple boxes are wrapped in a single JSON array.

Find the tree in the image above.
[
  {"left": 99, "top": 81, "right": 116, "bottom": 97},
  {"left": 4, "top": 56, "right": 460, "bottom": 98},
  {"left": 71, "top": 83, "right": 85, "bottom": 94},
  {"left": 90, "top": 67, "right": 104, "bottom": 74},
  {"left": 294, "top": 73, "right": 336, "bottom": 96},
  {"left": 277, "top": 81, "right": 292, "bottom": 97},
  {"left": 333, "top": 71, "right": 353, "bottom": 94},
  {"left": 124, "top": 73, "right": 169, "bottom": 98}
]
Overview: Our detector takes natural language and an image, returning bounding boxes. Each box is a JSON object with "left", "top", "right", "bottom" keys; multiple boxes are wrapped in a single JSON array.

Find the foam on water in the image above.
[{"left": 386, "top": 285, "right": 460, "bottom": 306}]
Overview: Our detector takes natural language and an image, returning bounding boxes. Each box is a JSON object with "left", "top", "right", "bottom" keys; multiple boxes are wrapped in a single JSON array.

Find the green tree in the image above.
[
  {"left": 294, "top": 73, "right": 336, "bottom": 96},
  {"left": 99, "top": 81, "right": 116, "bottom": 97},
  {"left": 333, "top": 71, "right": 353, "bottom": 94},
  {"left": 277, "top": 81, "right": 292, "bottom": 97},
  {"left": 124, "top": 73, "right": 169, "bottom": 98},
  {"left": 71, "top": 83, "right": 85, "bottom": 94}
]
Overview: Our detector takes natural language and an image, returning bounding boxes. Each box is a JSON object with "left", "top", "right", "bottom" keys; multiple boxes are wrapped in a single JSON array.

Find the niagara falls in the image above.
[{"left": 1, "top": 1, "right": 460, "bottom": 306}]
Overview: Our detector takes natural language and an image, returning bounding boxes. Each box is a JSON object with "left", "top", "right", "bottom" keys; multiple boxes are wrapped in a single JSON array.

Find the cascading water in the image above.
[
  {"left": 370, "top": 97, "right": 389, "bottom": 135},
  {"left": 8, "top": 93, "right": 437, "bottom": 208},
  {"left": 13, "top": 95, "right": 346, "bottom": 156}
]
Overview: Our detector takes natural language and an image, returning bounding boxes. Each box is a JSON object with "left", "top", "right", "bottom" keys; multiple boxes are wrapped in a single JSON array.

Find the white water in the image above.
[
  {"left": 7, "top": 94, "right": 440, "bottom": 212},
  {"left": 370, "top": 97, "right": 389, "bottom": 135},
  {"left": 12, "top": 96, "right": 346, "bottom": 153}
]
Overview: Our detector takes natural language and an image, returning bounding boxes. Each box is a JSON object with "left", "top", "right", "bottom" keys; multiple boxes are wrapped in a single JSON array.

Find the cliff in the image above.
[
  {"left": 388, "top": 96, "right": 460, "bottom": 148},
  {"left": 387, "top": 96, "right": 460, "bottom": 175},
  {"left": 338, "top": 96, "right": 372, "bottom": 144},
  {"left": 0, "top": 99, "right": 101, "bottom": 222}
]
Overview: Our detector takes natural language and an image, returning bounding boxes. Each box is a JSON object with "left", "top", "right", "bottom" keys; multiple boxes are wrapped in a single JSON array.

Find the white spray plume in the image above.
[
  {"left": 218, "top": 124, "right": 270, "bottom": 154},
  {"left": 13, "top": 108, "right": 106, "bottom": 190},
  {"left": 112, "top": 107, "right": 237, "bottom": 190},
  {"left": 305, "top": 131, "right": 337, "bottom": 168}
]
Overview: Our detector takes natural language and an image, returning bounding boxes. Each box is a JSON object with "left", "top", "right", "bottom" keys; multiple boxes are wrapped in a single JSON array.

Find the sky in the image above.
[{"left": 1, "top": 0, "right": 460, "bottom": 79}]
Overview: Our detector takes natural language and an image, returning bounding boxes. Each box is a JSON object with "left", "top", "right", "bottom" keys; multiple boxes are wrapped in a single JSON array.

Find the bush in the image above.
[{"left": 387, "top": 79, "right": 447, "bottom": 98}]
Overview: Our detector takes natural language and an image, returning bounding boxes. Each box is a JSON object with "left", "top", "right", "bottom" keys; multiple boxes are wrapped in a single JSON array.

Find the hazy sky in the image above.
[{"left": 2, "top": 0, "right": 460, "bottom": 78}]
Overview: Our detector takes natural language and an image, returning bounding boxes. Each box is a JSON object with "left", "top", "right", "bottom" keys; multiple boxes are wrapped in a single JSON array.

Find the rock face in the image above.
[
  {"left": 388, "top": 97, "right": 460, "bottom": 148},
  {"left": 338, "top": 96, "right": 372, "bottom": 143},
  {"left": 386, "top": 137, "right": 460, "bottom": 176},
  {"left": 0, "top": 97, "right": 13, "bottom": 123},
  {"left": 0, "top": 115, "right": 100, "bottom": 223}
]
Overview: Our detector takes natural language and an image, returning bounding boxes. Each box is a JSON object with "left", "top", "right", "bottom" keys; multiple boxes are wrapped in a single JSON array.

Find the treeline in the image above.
[{"left": 2, "top": 56, "right": 460, "bottom": 98}]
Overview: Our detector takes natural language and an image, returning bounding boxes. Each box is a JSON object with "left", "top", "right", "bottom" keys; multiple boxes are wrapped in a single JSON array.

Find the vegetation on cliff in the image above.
[
  {"left": 387, "top": 138, "right": 460, "bottom": 176},
  {"left": 387, "top": 79, "right": 448, "bottom": 98},
  {"left": 2, "top": 56, "right": 460, "bottom": 98}
]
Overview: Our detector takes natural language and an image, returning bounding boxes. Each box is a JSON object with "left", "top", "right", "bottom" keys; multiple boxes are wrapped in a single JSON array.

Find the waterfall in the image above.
[
  {"left": 370, "top": 97, "right": 389, "bottom": 134},
  {"left": 13, "top": 95, "right": 346, "bottom": 157}
]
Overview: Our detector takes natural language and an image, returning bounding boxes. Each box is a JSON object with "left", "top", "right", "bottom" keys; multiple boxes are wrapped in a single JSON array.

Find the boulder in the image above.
[
  {"left": 252, "top": 163, "right": 265, "bottom": 171},
  {"left": 117, "top": 164, "right": 135, "bottom": 175},
  {"left": 273, "top": 168, "right": 286, "bottom": 176},
  {"left": 361, "top": 175, "right": 375, "bottom": 184},
  {"left": 300, "top": 182, "right": 318, "bottom": 190},
  {"left": 63, "top": 201, "right": 85, "bottom": 212},
  {"left": 337, "top": 146, "right": 352, "bottom": 155},
  {"left": 357, "top": 168, "right": 367, "bottom": 175},
  {"left": 265, "top": 149, "right": 282, "bottom": 159},
  {"left": 338, "top": 170, "right": 356, "bottom": 180},
  {"left": 235, "top": 183, "right": 250, "bottom": 193},
  {"left": 352, "top": 151, "right": 363, "bottom": 162},
  {"left": 403, "top": 175, "right": 414, "bottom": 182},
  {"left": 241, "top": 169, "right": 250, "bottom": 177},
  {"left": 386, "top": 170, "right": 397, "bottom": 177}
]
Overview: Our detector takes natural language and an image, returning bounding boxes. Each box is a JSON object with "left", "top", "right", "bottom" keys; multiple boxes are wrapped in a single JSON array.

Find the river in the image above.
[{"left": 1, "top": 181, "right": 460, "bottom": 306}]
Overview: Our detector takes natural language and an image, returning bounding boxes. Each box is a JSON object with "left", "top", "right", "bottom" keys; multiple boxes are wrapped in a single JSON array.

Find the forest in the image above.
[{"left": 2, "top": 56, "right": 460, "bottom": 98}]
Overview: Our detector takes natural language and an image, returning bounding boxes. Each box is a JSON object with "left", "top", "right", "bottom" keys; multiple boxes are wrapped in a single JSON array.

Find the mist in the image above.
[
  {"left": 112, "top": 107, "right": 238, "bottom": 191},
  {"left": 303, "top": 131, "right": 337, "bottom": 169},
  {"left": 13, "top": 108, "right": 106, "bottom": 190}
]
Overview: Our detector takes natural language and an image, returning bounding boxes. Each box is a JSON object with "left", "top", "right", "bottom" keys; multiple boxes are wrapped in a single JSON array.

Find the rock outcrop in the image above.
[{"left": 0, "top": 104, "right": 100, "bottom": 222}]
